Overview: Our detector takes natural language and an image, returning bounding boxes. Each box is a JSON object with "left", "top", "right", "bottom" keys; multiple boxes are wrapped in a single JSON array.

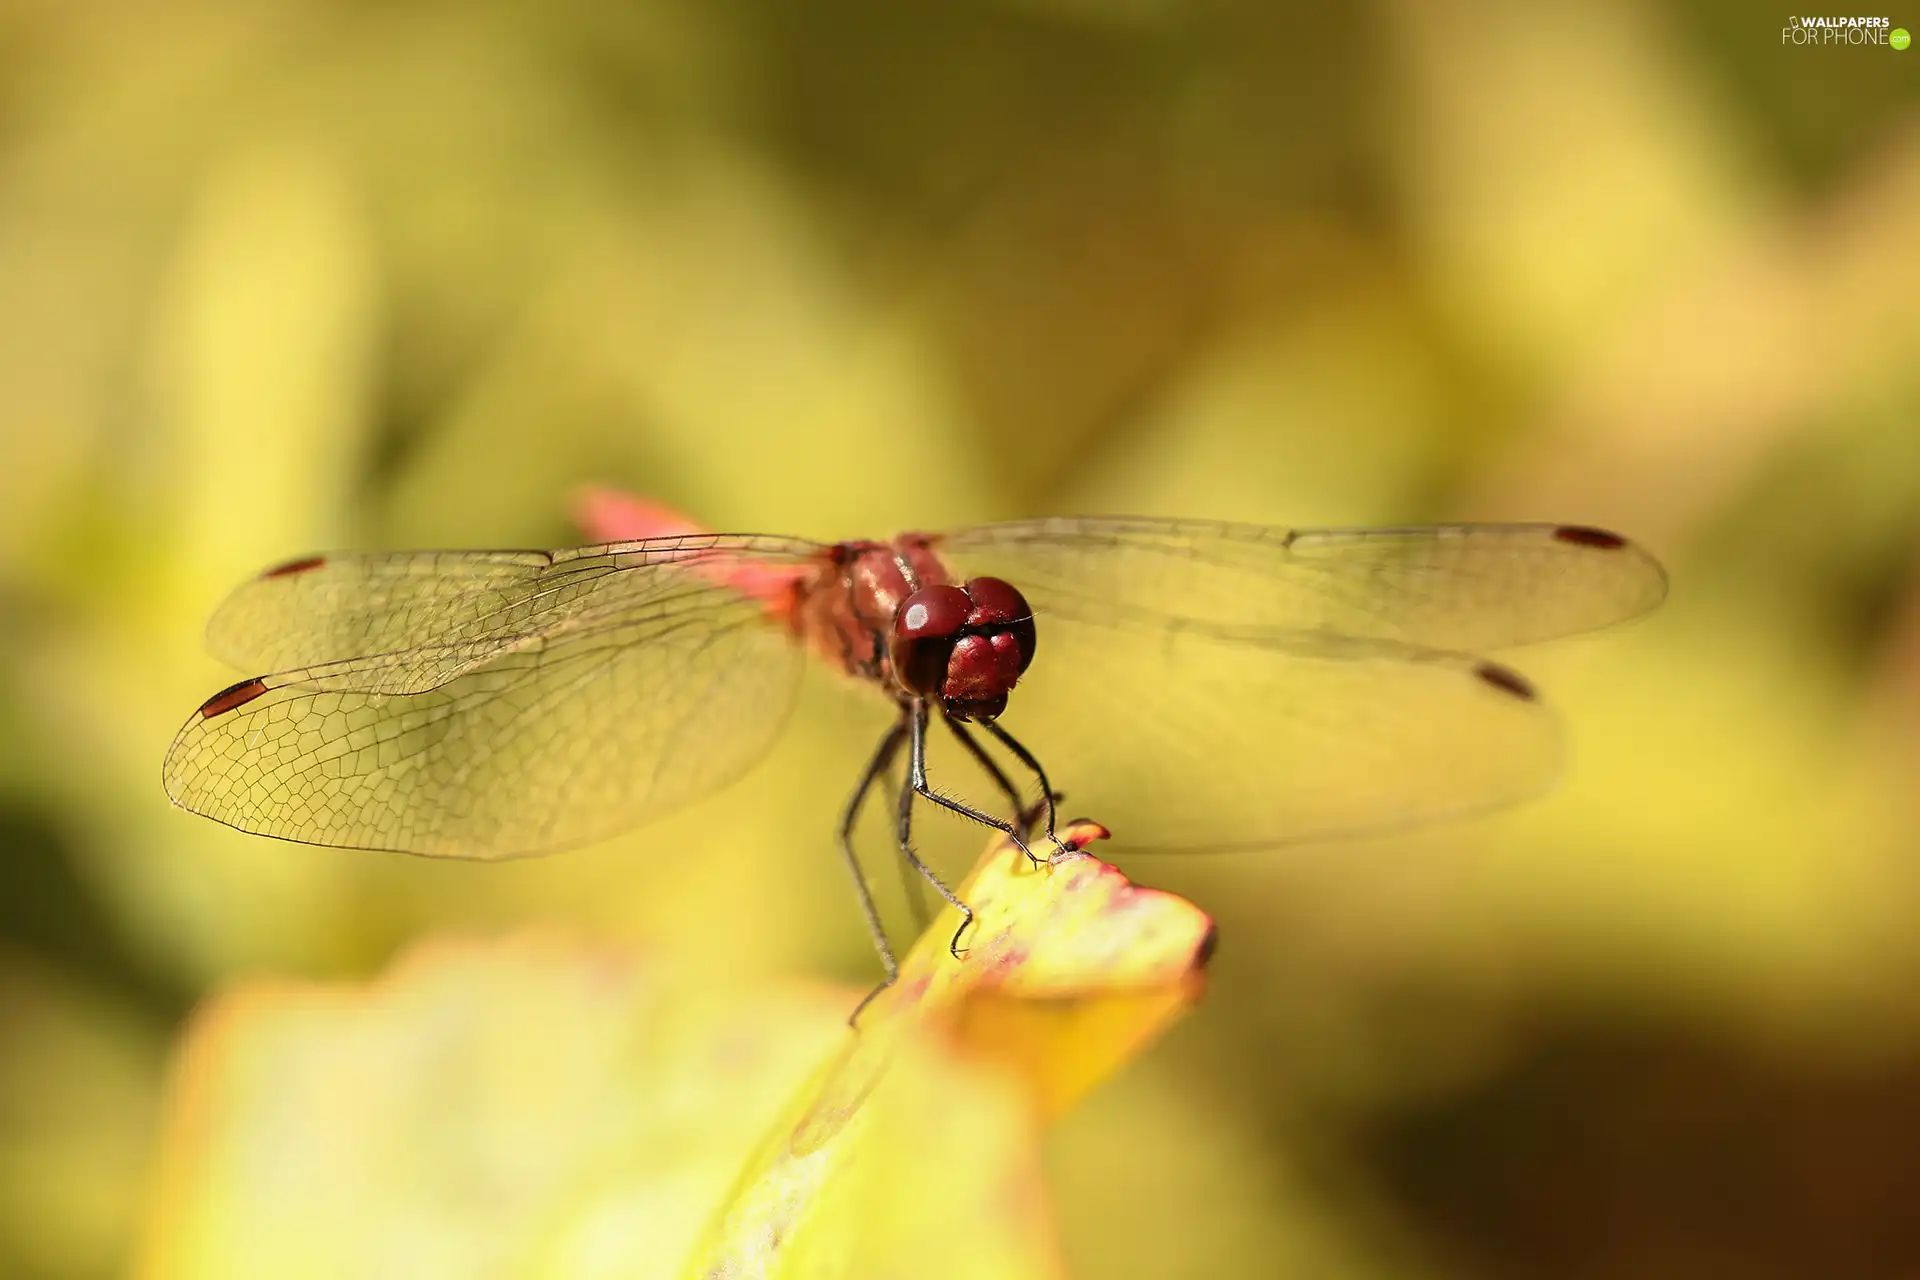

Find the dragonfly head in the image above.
[{"left": 889, "top": 577, "right": 1036, "bottom": 722}]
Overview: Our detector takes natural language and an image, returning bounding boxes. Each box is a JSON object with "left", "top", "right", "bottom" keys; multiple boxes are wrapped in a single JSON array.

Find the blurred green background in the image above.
[{"left": 4, "top": 1, "right": 1920, "bottom": 1276}]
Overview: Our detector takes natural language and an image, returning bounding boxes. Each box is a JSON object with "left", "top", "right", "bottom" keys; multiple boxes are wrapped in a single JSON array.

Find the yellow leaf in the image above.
[
  {"left": 133, "top": 825, "right": 1212, "bottom": 1279},
  {"left": 134, "top": 935, "right": 852, "bottom": 1280},
  {"left": 873, "top": 817, "right": 1214, "bottom": 1118},
  {"left": 686, "top": 820, "right": 1215, "bottom": 1277}
]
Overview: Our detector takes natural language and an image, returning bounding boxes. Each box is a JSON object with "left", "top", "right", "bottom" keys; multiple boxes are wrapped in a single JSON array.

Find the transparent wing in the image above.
[
  {"left": 937, "top": 517, "right": 1666, "bottom": 850},
  {"left": 203, "top": 534, "right": 823, "bottom": 682},
  {"left": 164, "top": 539, "right": 822, "bottom": 858},
  {"left": 938, "top": 516, "right": 1667, "bottom": 651},
  {"left": 961, "top": 620, "right": 1562, "bottom": 851}
]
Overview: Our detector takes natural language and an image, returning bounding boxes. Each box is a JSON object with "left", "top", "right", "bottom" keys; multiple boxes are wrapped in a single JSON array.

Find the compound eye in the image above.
[
  {"left": 896, "top": 583, "right": 972, "bottom": 639},
  {"left": 890, "top": 584, "right": 971, "bottom": 696},
  {"left": 963, "top": 576, "right": 1036, "bottom": 675}
]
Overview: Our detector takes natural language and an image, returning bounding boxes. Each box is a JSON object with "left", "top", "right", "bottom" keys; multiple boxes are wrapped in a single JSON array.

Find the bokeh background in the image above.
[{"left": 4, "top": 1, "right": 1920, "bottom": 1275}]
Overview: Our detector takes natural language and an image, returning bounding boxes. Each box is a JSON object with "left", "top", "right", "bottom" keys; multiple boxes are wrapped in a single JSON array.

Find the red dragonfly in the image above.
[{"left": 164, "top": 495, "right": 1666, "bottom": 982}]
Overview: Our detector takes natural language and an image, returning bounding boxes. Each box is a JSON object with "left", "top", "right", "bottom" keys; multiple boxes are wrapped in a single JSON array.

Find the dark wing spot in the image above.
[
  {"left": 1552, "top": 525, "right": 1627, "bottom": 550},
  {"left": 1474, "top": 661, "right": 1537, "bottom": 701},
  {"left": 263, "top": 555, "right": 327, "bottom": 578},
  {"left": 198, "top": 677, "right": 269, "bottom": 718}
]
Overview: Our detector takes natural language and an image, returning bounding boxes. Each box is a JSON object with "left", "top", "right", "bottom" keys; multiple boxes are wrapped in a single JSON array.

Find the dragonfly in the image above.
[{"left": 163, "top": 501, "right": 1667, "bottom": 988}]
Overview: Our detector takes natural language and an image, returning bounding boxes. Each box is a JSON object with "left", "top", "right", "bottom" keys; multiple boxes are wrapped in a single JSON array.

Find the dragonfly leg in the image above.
[
  {"left": 979, "top": 719, "right": 1065, "bottom": 859},
  {"left": 891, "top": 756, "right": 934, "bottom": 937},
  {"left": 942, "top": 715, "right": 1029, "bottom": 834},
  {"left": 908, "top": 701, "right": 1037, "bottom": 865},
  {"left": 840, "top": 720, "right": 908, "bottom": 1010},
  {"left": 902, "top": 700, "right": 980, "bottom": 961}
]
